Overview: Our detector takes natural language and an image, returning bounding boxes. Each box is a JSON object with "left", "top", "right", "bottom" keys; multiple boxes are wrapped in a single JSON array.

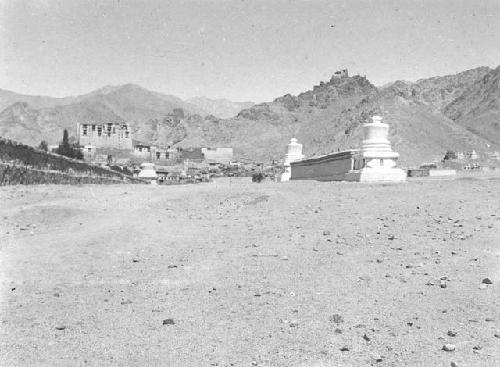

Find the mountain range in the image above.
[{"left": 1, "top": 65, "right": 499, "bottom": 166}]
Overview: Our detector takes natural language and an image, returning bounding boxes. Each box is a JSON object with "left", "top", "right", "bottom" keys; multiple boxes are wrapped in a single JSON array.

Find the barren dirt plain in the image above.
[{"left": 0, "top": 177, "right": 499, "bottom": 367}]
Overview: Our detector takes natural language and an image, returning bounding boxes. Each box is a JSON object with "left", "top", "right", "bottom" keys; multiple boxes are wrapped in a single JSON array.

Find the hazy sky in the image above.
[{"left": 1, "top": 0, "right": 499, "bottom": 102}]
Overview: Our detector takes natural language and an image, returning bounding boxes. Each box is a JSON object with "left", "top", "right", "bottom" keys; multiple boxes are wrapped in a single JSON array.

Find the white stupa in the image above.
[
  {"left": 138, "top": 162, "right": 158, "bottom": 184},
  {"left": 281, "top": 138, "right": 304, "bottom": 182},
  {"left": 355, "top": 116, "right": 406, "bottom": 182}
]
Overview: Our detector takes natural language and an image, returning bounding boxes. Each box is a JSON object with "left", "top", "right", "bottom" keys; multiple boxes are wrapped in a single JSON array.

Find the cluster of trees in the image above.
[{"left": 38, "top": 130, "right": 83, "bottom": 160}]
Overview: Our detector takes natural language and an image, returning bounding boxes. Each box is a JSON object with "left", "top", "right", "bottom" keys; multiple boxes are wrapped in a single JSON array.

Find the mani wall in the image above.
[{"left": 288, "top": 116, "right": 407, "bottom": 182}]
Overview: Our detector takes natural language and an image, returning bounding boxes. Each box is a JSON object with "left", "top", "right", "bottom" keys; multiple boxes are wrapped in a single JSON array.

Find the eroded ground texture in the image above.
[{"left": 0, "top": 178, "right": 499, "bottom": 366}]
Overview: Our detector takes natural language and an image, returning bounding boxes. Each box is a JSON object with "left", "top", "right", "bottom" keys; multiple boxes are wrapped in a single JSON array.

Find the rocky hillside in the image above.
[
  {"left": 444, "top": 66, "right": 500, "bottom": 145},
  {"left": 150, "top": 70, "right": 499, "bottom": 166},
  {"left": 187, "top": 97, "right": 254, "bottom": 119},
  {"left": 1, "top": 66, "right": 499, "bottom": 166},
  {"left": 0, "top": 85, "right": 206, "bottom": 145}
]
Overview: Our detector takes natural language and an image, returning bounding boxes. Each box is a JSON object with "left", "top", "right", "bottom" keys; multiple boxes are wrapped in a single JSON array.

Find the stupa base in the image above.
[{"left": 345, "top": 167, "right": 407, "bottom": 182}]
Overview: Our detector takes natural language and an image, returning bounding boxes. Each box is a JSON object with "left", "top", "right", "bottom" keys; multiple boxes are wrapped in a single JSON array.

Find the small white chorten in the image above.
[
  {"left": 355, "top": 116, "right": 406, "bottom": 182},
  {"left": 138, "top": 162, "right": 158, "bottom": 184},
  {"left": 281, "top": 138, "right": 304, "bottom": 182}
]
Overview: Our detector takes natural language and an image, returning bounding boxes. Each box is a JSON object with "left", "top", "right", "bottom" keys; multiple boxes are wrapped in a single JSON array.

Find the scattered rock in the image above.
[
  {"left": 329, "top": 314, "right": 344, "bottom": 324},
  {"left": 162, "top": 318, "right": 175, "bottom": 325},
  {"left": 482, "top": 278, "right": 493, "bottom": 285},
  {"left": 442, "top": 344, "right": 455, "bottom": 352}
]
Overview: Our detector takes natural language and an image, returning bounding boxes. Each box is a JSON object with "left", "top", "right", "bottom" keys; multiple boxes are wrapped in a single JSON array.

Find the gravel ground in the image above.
[{"left": 0, "top": 177, "right": 499, "bottom": 366}]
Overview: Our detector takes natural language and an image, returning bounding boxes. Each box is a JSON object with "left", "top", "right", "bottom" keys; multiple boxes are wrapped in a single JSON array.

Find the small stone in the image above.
[
  {"left": 120, "top": 299, "right": 132, "bottom": 305},
  {"left": 440, "top": 280, "right": 447, "bottom": 288},
  {"left": 340, "top": 346, "right": 349, "bottom": 352},
  {"left": 289, "top": 320, "right": 299, "bottom": 327},
  {"left": 167, "top": 265, "right": 178, "bottom": 268},
  {"left": 372, "top": 354, "right": 383, "bottom": 363},
  {"left": 472, "top": 345, "right": 482, "bottom": 351},
  {"left": 329, "top": 314, "right": 344, "bottom": 324},
  {"left": 494, "top": 332, "right": 500, "bottom": 338},
  {"left": 363, "top": 333, "right": 370, "bottom": 341},
  {"left": 485, "top": 317, "right": 494, "bottom": 322},
  {"left": 334, "top": 328, "right": 343, "bottom": 334},
  {"left": 322, "top": 230, "right": 331, "bottom": 236},
  {"left": 251, "top": 361, "right": 257, "bottom": 366},
  {"left": 281, "top": 256, "right": 289, "bottom": 261},
  {"left": 388, "top": 235, "right": 395, "bottom": 240},
  {"left": 450, "top": 362, "right": 458, "bottom": 367},
  {"left": 442, "top": 344, "right": 455, "bottom": 352},
  {"left": 482, "top": 278, "right": 493, "bottom": 284},
  {"left": 447, "top": 330, "right": 457, "bottom": 337},
  {"left": 162, "top": 318, "right": 175, "bottom": 325},
  {"left": 55, "top": 325, "right": 66, "bottom": 330},
  {"left": 132, "top": 259, "right": 139, "bottom": 263}
]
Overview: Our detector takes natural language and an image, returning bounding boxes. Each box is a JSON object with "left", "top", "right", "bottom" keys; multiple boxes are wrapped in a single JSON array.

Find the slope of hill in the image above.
[
  {"left": 0, "top": 100, "right": 125, "bottom": 146},
  {"left": 0, "top": 89, "right": 74, "bottom": 112},
  {"left": 187, "top": 96, "right": 254, "bottom": 119},
  {"left": 1, "top": 67, "right": 499, "bottom": 166},
  {"left": 383, "top": 67, "right": 491, "bottom": 110},
  {"left": 0, "top": 84, "right": 207, "bottom": 145},
  {"left": 444, "top": 66, "right": 500, "bottom": 145},
  {"left": 154, "top": 72, "right": 498, "bottom": 166}
]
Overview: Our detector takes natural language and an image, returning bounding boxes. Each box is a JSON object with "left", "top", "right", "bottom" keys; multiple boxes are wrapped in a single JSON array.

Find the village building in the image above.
[
  {"left": 331, "top": 69, "right": 349, "bottom": 79},
  {"left": 77, "top": 122, "right": 133, "bottom": 150},
  {"left": 288, "top": 116, "right": 406, "bottom": 182},
  {"left": 133, "top": 144, "right": 179, "bottom": 162},
  {"left": 201, "top": 147, "right": 233, "bottom": 164}
]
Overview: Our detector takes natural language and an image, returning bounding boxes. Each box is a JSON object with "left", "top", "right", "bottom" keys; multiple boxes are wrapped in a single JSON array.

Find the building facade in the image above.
[{"left": 77, "top": 122, "right": 133, "bottom": 150}]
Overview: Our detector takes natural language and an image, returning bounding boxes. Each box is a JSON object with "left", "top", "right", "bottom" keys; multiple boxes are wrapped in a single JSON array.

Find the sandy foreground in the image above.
[{"left": 0, "top": 177, "right": 499, "bottom": 367}]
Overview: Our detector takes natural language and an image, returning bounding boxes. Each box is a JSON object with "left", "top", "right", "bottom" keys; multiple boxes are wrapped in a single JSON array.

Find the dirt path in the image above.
[{"left": 0, "top": 178, "right": 499, "bottom": 366}]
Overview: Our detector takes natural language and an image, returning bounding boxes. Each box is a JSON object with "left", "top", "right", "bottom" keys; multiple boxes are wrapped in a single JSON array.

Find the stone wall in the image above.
[
  {"left": 290, "top": 150, "right": 357, "bottom": 181},
  {"left": 1, "top": 137, "right": 135, "bottom": 180},
  {"left": 0, "top": 163, "right": 140, "bottom": 186}
]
